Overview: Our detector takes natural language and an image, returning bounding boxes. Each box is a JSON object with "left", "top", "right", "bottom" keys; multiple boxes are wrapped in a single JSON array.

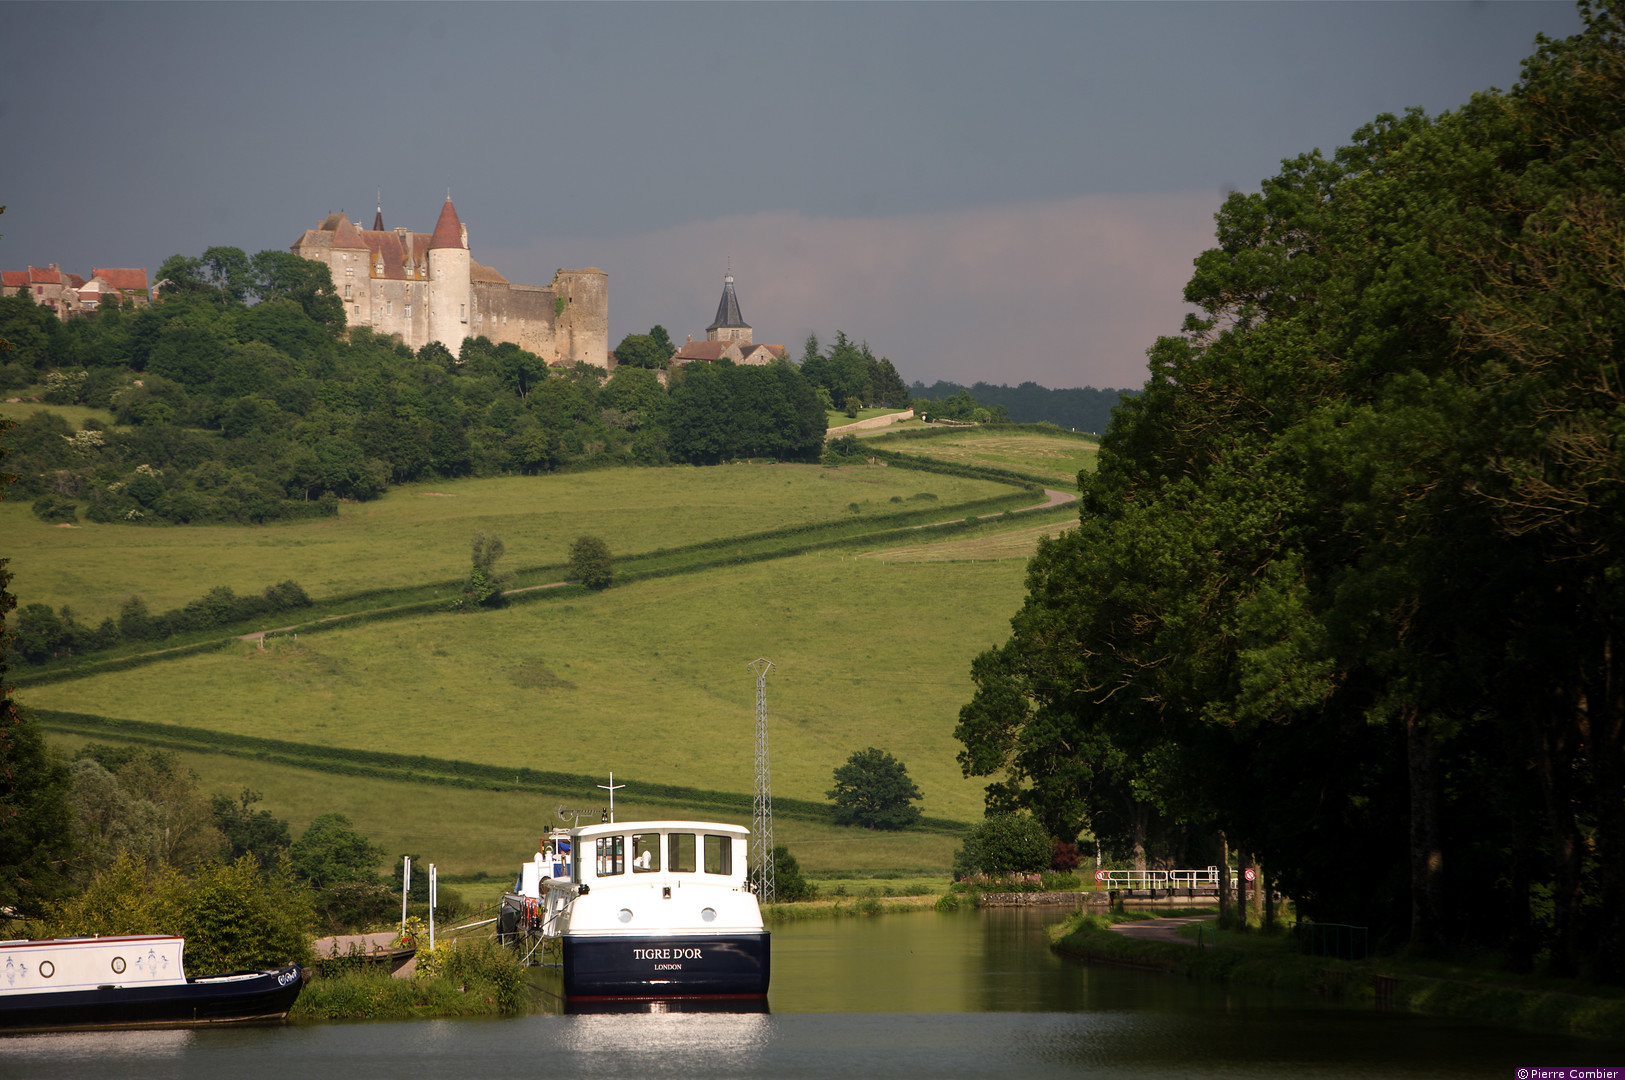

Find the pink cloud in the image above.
[{"left": 485, "top": 192, "right": 1222, "bottom": 390}]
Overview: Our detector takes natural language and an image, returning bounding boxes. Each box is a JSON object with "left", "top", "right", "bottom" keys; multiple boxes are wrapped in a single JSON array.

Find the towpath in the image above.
[{"left": 1106, "top": 915, "right": 1208, "bottom": 946}]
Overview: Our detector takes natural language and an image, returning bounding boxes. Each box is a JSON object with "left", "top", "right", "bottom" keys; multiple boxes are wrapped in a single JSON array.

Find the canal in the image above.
[{"left": 3, "top": 907, "right": 1618, "bottom": 1078}]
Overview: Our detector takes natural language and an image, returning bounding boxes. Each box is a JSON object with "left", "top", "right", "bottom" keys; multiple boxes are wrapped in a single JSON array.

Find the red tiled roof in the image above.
[
  {"left": 355, "top": 229, "right": 432, "bottom": 280},
  {"left": 66, "top": 273, "right": 86, "bottom": 289},
  {"left": 672, "top": 341, "right": 736, "bottom": 362},
  {"left": 1, "top": 271, "right": 27, "bottom": 288},
  {"left": 330, "top": 216, "right": 368, "bottom": 250},
  {"left": 429, "top": 198, "right": 464, "bottom": 250},
  {"left": 92, "top": 267, "right": 148, "bottom": 292},
  {"left": 470, "top": 260, "right": 508, "bottom": 284},
  {"left": 29, "top": 266, "right": 61, "bottom": 285}
]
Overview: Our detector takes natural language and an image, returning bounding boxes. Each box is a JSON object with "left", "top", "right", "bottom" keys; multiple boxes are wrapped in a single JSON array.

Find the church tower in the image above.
[
  {"left": 706, "top": 273, "right": 752, "bottom": 345},
  {"left": 427, "top": 196, "right": 471, "bottom": 354}
]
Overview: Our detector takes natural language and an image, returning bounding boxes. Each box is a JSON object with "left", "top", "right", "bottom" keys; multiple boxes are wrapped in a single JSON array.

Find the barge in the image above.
[{"left": 498, "top": 820, "right": 769, "bottom": 1001}]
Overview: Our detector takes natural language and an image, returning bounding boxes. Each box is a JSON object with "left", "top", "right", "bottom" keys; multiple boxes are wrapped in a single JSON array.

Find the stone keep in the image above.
[{"left": 292, "top": 197, "right": 608, "bottom": 368}]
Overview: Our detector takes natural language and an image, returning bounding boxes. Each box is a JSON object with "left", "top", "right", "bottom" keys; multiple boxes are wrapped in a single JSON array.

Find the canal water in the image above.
[{"left": 3, "top": 907, "right": 1618, "bottom": 1078}]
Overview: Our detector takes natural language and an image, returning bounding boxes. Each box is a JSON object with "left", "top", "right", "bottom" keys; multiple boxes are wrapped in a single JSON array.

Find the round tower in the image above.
[{"left": 427, "top": 196, "right": 471, "bottom": 355}]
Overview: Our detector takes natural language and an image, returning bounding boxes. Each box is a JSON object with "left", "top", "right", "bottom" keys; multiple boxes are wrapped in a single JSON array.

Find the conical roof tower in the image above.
[{"left": 706, "top": 273, "right": 751, "bottom": 344}]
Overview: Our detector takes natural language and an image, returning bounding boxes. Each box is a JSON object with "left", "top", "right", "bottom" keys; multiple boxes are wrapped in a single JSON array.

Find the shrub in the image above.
[
  {"left": 414, "top": 937, "right": 525, "bottom": 1013},
  {"left": 31, "top": 494, "right": 78, "bottom": 523},
  {"left": 569, "top": 535, "right": 613, "bottom": 589},
  {"left": 954, "top": 813, "right": 1052, "bottom": 877}
]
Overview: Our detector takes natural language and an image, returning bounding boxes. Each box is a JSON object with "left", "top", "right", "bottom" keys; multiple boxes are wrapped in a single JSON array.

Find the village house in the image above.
[{"left": 1, "top": 264, "right": 149, "bottom": 320}]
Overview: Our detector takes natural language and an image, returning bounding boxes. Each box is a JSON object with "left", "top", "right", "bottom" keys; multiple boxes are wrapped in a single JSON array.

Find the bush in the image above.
[
  {"left": 47, "top": 853, "right": 314, "bottom": 972},
  {"left": 953, "top": 813, "right": 1052, "bottom": 877},
  {"left": 31, "top": 494, "right": 78, "bottom": 523},
  {"left": 414, "top": 937, "right": 526, "bottom": 1012},
  {"left": 569, "top": 535, "right": 613, "bottom": 589},
  {"left": 754, "top": 845, "right": 818, "bottom": 902}
]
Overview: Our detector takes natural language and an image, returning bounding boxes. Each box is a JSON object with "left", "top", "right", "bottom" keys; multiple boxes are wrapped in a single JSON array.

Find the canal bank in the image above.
[{"left": 1050, "top": 911, "right": 1625, "bottom": 1041}]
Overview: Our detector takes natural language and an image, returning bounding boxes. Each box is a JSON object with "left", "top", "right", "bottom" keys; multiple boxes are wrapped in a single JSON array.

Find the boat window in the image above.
[
  {"left": 668, "top": 833, "right": 696, "bottom": 873},
  {"left": 704, "top": 834, "right": 733, "bottom": 876},
  {"left": 631, "top": 834, "right": 661, "bottom": 873},
  {"left": 595, "top": 835, "right": 624, "bottom": 877}
]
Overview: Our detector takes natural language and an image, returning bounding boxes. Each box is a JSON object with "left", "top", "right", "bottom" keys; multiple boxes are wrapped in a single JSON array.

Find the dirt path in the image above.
[{"left": 1107, "top": 915, "right": 1208, "bottom": 946}]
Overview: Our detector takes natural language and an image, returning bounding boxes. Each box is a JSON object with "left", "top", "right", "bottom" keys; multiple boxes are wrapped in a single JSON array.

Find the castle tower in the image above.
[
  {"left": 427, "top": 196, "right": 471, "bottom": 354},
  {"left": 706, "top": 273, "right": 752, "bottom": 346}
]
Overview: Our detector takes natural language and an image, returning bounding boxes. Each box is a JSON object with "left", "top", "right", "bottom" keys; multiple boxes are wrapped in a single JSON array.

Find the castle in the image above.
[{"left": 291, "top": 196, "right": 608, "bottom": 368}]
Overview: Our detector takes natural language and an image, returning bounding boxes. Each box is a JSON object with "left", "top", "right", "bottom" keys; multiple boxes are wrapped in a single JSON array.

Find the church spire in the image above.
[
  {"left": 373, "top": 189, "right": 384, "bottom": 232},
  {"left": 707, "top": 271, "right": 749, "bottom": 333}
]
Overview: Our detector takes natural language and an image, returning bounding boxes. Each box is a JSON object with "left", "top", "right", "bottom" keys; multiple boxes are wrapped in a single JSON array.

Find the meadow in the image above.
[
  {"left": 2, "top": 464, "right": 1012, "bottom": 622},
  {"left": 22, "top": 551, "right": 1030, "bottom": 824},
  {"left": 20, "top": 428, "right": 1088, "bottom": 877},
  {"left": 871, "top": 429, "right": 1099, "bottom": 487}
]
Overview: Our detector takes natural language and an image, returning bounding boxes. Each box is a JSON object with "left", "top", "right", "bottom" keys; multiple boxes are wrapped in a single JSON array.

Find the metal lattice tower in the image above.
[{"left": 749, "top": 658, "right": 775, "bottom": 903}]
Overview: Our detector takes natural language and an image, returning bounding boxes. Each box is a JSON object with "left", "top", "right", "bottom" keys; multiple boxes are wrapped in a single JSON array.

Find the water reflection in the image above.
[{"left": 1, "top": 910, "right": 1619, "bottom": 1079}]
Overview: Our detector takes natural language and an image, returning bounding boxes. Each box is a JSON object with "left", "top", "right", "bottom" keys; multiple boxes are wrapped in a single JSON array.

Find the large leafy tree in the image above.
[
  {"left": 958, "top": 3, "right": 1625, "bottom": 977},
  {"left": 827, "top": 747, "right": 923, "bottom": 830}
]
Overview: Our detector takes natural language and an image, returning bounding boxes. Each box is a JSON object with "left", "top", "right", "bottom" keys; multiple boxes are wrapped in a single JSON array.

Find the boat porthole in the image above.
[
  {"left": 39, "top": 962, "right": 54, "bottom": 979},
  {"left": 618, "top": 908, "right": 633, "bottom": 924},
  {"left": 701, "top": 908, "right": 717, "bottom": 922},
  {"left": 111, "top": 957, "right": 126, "bottom": 974}
]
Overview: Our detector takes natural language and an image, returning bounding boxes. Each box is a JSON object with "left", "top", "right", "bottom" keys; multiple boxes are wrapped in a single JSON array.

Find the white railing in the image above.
[{"left": 1092, "top": 867, "right": 1249, "bottom": 890}]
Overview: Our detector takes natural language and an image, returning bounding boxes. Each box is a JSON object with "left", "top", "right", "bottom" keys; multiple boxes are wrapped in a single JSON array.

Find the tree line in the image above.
[
  {"left": 0, "top": 267, "right": 833, "bottom": 527},
  {"left": 911, "top": 380, "right": 1132, "bottom": 433},
  {"left": 956, "top": 6, "right": 1625, "bottom": 980}
]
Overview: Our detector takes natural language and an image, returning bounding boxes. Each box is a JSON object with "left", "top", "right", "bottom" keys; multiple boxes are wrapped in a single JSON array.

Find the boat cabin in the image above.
[{"left": 519, "top": 821, "right": 751, "bottom": 899}]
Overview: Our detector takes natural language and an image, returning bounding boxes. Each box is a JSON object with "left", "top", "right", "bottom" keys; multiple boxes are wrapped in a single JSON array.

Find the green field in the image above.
[
  {"left": 3, "top": 465, "right": 1012, "bottom": 622},
  {"left": 825, "top": 407, "right": 910, "bottom": 429},
  {"left": 18, "top": 429, "right": 1088, "bottom": 877},
  {"left": 21, "top": 552, "right": 1027, "bottom": 823},
  {"left": 874, "top": 429, "right": 1099, "bottom": 487}
]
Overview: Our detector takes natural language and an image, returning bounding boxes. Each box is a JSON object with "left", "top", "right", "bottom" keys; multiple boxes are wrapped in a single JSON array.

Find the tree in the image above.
[
  {"left": 827, "top": 747, "right": 923, "bottom": 829},
  {"left": 289, "top": 812, "right": 386, "bottom": 890},
  {"left": 569, "top": 535, "right": 613, "bottom": 589},
  {"left": 211, "top": 788, "right": 293, "bottom": 870},
  {"left": 613, "top": 332, "right": 668, "bottom": 370},
  {"left": 0, "top": 402, "right": 74, "bottom": 914},
  {"left": 953, "top": 813, "right": 1052, "bottom": 877},
  {"left": 955, "top": 5, "right": 1625, "bottom": 977},
  {"left": 462, "top": 531, "right": 511, "bottom": 607}
]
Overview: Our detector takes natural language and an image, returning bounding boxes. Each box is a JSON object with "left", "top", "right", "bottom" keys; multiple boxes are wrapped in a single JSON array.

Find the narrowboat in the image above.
[{"left": 0, "top": 935, "right": 304, "bottom": 1033}]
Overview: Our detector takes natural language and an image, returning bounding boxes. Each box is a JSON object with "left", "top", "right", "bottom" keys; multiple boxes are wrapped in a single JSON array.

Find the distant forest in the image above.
[{"left": 909, "top": 380, "right": 1137, "bottom": 434}]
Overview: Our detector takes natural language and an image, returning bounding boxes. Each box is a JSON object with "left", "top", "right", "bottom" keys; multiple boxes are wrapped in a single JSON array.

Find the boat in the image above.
[
  {"left": 498, "top": 820, "right": 770, "bottom": 1001},
  {"left": 0, "top": 935, "right": 305, "bottom": 1033}
]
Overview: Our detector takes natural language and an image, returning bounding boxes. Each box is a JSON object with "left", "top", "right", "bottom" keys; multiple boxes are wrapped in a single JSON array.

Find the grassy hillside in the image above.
[
  {"left": 19, "top": 428, "right": 1088, "bottom": 876},
  {"left": 21, "top": 551, "right": 1029, "bottom": 823},
  {"left": 3, "top": 464, "right": 1011, "bottom": 621},
  {"left": 870, "top": 428, "right": 1098, "bottom": 488}
]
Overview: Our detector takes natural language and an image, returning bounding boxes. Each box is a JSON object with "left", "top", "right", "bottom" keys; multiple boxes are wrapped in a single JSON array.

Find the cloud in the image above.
[{"left": 484, "top": 192, "right": 1221, "bottom": 390}]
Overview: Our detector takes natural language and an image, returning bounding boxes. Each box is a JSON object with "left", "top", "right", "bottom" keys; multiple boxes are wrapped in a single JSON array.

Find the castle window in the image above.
[
  {"left": 460, "top": 304, "right": 466, "bottom": 323},
  {"left": 405, "top": 304, "right": 411, "bottom": 318},
  {"left": 353, "top": 305, "right": 360, "bottom": 316},
  {"left": 386, "top": 301, "right": 392, "bottom": 315},
  {"left": 344, "top": 284, "right": 351, "bottom": 299},
  {"left": 346, "top": 267, "right": 354, "bottom": 277}
]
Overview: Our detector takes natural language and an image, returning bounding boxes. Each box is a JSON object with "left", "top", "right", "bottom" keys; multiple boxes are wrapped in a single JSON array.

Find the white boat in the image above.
[
  {"left": 498, "top": 820, "right": 770, "bottom": 1001},
  {"left": 0, "top": 935, "right": 304, "bottom": 1033}
]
